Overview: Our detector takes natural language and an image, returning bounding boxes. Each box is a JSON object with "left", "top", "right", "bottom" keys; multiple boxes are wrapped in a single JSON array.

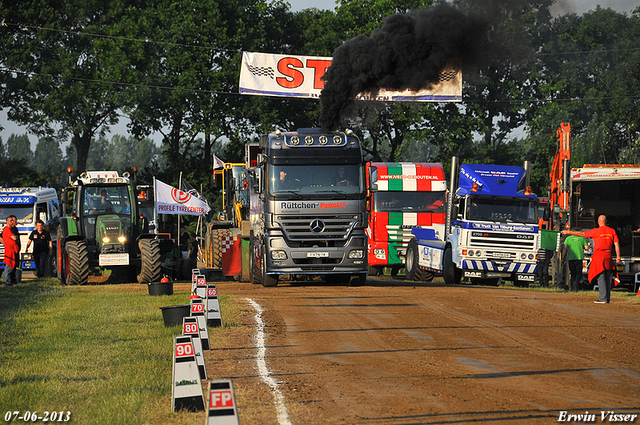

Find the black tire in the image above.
[
  {"left": 57, "top": 229, "right": 66, "bottom": 285},
  {"left": 249, "top": 232, "right": 261, "bottom": 284},
  {"left": 261, "top": 247, "right": 278, "bottom": 287},
  {"left": 405, "top": 238, "right": 434, "bottom": 282},
  {"left": 349, "top": 274, "right": 366, "bottom": 286},
  {"left": 66, "top": 240, "right": 89, "bottom": 286},
  {"left": 138, "top": 239, "right": 162, "bottom": 283},
  {"left": 443, "top": 246, "right": 462, "bottom": 285},
  {"left": 212, "top": 228, "right": 230, "bottom": 269},
  {"left": 48, "top": 246, "right": 57, "bottom": 278}
]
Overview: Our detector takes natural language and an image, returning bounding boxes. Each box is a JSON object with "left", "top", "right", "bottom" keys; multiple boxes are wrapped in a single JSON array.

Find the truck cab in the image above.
[
  {"left": 0, "top": 187, "right": 60, "bottom": 276},
  {"left": 366, "top": 162, "right": 446, "bottom": 277},
  {"left": 248, "top": 128, "right": 368, "bottom": 286}
]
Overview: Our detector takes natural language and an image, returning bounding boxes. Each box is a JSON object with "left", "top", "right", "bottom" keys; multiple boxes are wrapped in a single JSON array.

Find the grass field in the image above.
[{"left": 0, "top": 278, "right": 241, "bottom": 425}]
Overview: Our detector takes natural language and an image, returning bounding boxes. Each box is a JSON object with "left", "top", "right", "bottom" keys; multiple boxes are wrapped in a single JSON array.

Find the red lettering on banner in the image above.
[
  {"left": 209, "top": 390, "right": 234, "bottom": 408},
  {"left": 306, "top": 59, "right": 332, "bottom": 89},
  {"left": 276, "top": 57, "right": 304, "bottom": 88}
]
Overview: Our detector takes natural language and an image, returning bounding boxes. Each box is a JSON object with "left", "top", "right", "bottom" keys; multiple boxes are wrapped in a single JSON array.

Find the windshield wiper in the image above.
[
  {"left": 315, "top": 190, "right": 350, "bottom": 199},
  {"left": 275, "top": 190, "right": 303, "bottom": 199}
]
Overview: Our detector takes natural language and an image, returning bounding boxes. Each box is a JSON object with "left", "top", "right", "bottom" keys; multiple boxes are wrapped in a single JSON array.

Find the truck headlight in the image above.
[
  {"left": 349, "top": 249, "right": 364, "bottom": 259},
  {"left": 373, "top": 249, "right": 385, "bottom": 255},
  {"left": 271, "top": 250, "right": 287, "bottom": 260},
  {"left": 528, "top": 253, "right": 535, "bottom": 260},
  {"left": 118, "top": 236, "right": 126, "bottom": 243},
  {"left": 521, "top": 253, "right": 526, "bottom": 260},
  {"left": 102, "top": 236, "right": 110, "bottom": 244}
]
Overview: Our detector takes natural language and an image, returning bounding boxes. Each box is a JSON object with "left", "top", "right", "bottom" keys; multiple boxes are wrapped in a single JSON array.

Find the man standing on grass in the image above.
[
  {"left": 563, "top": 227, "right": 588, "bottom": 291},
  {"left": 2, "top": 215, "right": 21, "bottom": 286},
  {"left": 26, "top": 219, "right": 52, "bottom": 278},
  {"left": 562, "top": 215, "right": 620, "bottom": 303}
]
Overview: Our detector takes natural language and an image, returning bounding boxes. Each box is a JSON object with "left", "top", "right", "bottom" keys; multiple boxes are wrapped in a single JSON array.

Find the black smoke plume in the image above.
[{"left": 319, "top": 3, "right": 488, "bottom": 130}]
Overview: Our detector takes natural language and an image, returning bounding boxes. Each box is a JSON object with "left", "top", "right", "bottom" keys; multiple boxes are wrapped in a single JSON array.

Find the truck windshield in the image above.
[
  {"left": 0, "top": 206, "right": 34, "bottom": 224},
  {"left": 270, "top": 164, "right": 363, "bottom": 196},
  {"left": 82, "top": 185, "right": 132, "bottom": 215},
  {"left": 373, "top": 191, "right": 445, "bottom": 213},
  {"left": 466, "top": 197, "right": 538, "bottom": 224}
]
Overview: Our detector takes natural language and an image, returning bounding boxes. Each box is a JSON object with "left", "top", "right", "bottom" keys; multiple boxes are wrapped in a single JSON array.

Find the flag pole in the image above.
[{"left": 178, "top": 171, "right": 182, "bottom": 255}]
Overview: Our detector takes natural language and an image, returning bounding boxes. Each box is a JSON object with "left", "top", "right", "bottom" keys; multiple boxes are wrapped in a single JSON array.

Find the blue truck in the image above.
[
  {"left": 0, "top": 187, "right": 61, "bottom": 277},
  {"left": 405, "top": 157, "right": 540, "bottom": 286}
]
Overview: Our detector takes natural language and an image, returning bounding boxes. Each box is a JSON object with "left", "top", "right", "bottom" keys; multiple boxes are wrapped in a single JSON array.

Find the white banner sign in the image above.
[
  {"left": 239, "top": 51, "right": 462, "bottom": 101},
  {"left": 155, "top": 178, "right": 210, "bottom": 216}
]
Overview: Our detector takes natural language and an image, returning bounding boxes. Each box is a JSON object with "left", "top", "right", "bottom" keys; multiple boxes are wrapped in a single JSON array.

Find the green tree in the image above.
[
  {"left": 6, "top": 133, "right": 33, "bottom": 165},
  {"left": 526, "top": 7, "right": 640, "bottom": 192},
  {"left": 103, "top": 134, "right": 157, "bottom": 173},
  {"left": 33, "top": 136, "right": 64, "bottom": 184},
  {"left": 0, "top": 0, "right": 141, "bottom": 172}
]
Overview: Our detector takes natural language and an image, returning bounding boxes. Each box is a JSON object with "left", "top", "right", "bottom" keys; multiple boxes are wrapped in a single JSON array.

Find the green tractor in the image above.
[{"left": 57, "top": 170, "right": 161, "bottom": 285}]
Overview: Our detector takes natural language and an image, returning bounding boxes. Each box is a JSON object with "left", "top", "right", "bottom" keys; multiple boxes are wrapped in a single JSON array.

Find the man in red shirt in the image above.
[
  {"left": 3, "top": 215, "right": 21, "bottom": 286},
  {"left": 562, "top": 215, "right": 621, "bottom": 303}
]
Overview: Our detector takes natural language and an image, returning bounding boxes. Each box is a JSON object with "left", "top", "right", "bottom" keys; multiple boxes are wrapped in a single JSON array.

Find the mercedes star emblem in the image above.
[{"left": 310, "top": 219, "right": 325, "bottom": 233}]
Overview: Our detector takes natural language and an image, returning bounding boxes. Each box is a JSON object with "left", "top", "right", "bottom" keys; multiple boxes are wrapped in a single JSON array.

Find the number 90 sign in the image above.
[{"left": 175, "top": 342, "right": 194, "bottom": 358}]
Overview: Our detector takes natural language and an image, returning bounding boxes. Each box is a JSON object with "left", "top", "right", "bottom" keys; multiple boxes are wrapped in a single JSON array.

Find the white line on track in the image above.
[{"left": 247, "top": 298, "right": 293, "bottom": 425}]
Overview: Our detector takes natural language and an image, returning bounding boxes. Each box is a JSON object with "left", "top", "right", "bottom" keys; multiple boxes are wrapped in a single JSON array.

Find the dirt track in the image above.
[{"left": 203, "top": 276, "right": 640, "bottom": 424}]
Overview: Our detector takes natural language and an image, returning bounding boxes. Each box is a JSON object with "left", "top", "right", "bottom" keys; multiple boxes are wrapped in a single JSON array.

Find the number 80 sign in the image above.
[{"left": 183, "top": 322, "right": 198, "bottom": 334}]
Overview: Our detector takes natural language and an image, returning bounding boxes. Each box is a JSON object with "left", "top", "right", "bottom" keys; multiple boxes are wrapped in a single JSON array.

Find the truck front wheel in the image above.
[
  {"left": 406, "top": 238, "right": 434, "bottom": 282},
  {"left": 66, "top": 240, "right": 90, "bottom": 286},
  {"left": 261, "top": 247, "right": 278, "bottom": 287},
  {"left": 443, "top": 246, "right": 461, "bottom": 285}
]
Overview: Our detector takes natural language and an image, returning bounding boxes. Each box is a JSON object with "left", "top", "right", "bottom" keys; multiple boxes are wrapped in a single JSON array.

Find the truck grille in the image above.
[
  {"left": 386, "top": 226, "right": 413, "bottom": 243},
  {"left": 469, "top": 231, "right": 535, "bottom": 250},
  {"left": 276, "top": 214, "right": 359, "bottom": 245}
]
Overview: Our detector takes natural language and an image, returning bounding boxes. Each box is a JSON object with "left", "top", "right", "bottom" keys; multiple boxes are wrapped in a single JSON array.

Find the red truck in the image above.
[{"left": 366, "top": 162, "right": 446, "bottom": 278}]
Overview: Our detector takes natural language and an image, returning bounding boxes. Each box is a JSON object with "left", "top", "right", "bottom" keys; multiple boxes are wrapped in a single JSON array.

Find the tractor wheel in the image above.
[
  {"left": 443, "top": 246, "right": 462, "bottom": 285},
  {"left": 57, "top": 228, "right": 66, "bottom": 285},
  {"left": 212, "top": 228, "right": 230, "bottom": 269},
  {"left": 66, "top": 240, "right": 90, "bottom": 286},
  {"left": 138, "top": 239, "right": 161, "bottom": 284},
  {"left": 405, "top": 238, "right": 435, "bottom": 282}
]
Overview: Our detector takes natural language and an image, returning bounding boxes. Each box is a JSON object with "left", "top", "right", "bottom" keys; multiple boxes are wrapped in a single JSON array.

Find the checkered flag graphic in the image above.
[
  {"left": 438, "top": 69, "right": 459, "bottom": 82},
  {"left": 221, "top": 236, "right": 235, "bottom": 253},
  {"left": 247, "top": 64, "right": 275, "bottom": 79}
]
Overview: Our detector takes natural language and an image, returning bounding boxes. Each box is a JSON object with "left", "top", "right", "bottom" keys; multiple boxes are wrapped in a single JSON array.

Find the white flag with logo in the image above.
[
  {"left": 154, "top": 178, "right": 209, "bottom": 216},
  {"left": 213, "top": 155, "right": 225, "bottom": 169}
]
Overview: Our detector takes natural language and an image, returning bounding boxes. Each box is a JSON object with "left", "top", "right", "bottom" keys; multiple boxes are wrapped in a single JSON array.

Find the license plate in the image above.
[
  {"left": 99, "top": 253, "right": 130, "bottom": 266},
  {"left": 307, "top": 252, "right": 329, "bottom": 258},
  {"left": 493, "top": 252, "right": 511, "bottom": 259}
]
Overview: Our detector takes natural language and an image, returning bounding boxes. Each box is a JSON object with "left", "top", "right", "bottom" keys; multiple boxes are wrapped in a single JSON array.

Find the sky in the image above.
[
  {"left": 2, "top": 0, "right": 639, "bottom": 149},
  {"left": 287, "top": 0, "right": 640, "bottom": 14}
]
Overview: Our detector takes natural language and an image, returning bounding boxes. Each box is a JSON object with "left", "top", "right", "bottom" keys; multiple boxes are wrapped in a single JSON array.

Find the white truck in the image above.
[
  {"left": 405, "top": 157, "right": 540, "bottom": 286},
  {"left": 0, "top": 187, "right": 61, "bottom": 277}
]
